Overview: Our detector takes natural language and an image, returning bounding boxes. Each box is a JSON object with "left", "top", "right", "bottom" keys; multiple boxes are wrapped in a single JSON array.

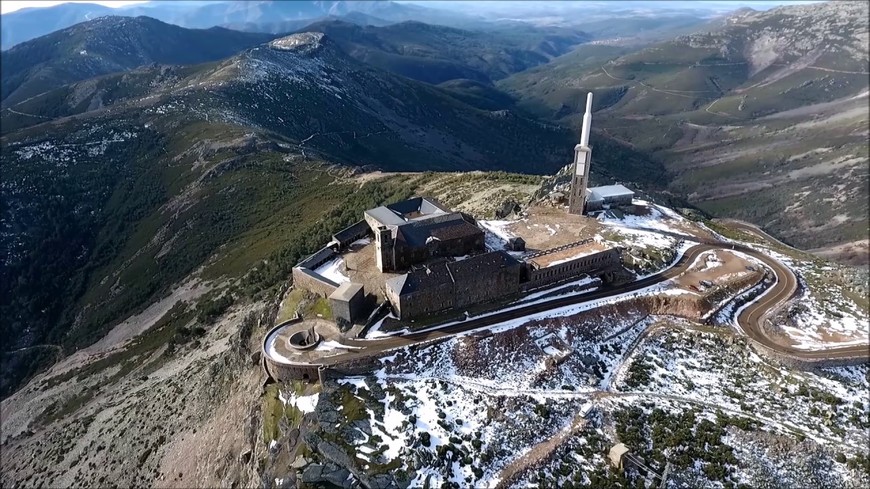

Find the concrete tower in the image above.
[{"left": 568, "top": 92, "right": 594, "bottom": 215}]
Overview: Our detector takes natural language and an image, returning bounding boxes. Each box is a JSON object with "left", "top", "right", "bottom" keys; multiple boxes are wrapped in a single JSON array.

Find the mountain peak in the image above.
[{"left": 268, "top": 32, "right": 326, "bottom": 52}]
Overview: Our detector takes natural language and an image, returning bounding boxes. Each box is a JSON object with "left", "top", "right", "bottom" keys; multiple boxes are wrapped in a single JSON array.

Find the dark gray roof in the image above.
[
  {"left": 365, "top": 206, "right": 406, "bottom": 227},
  {"left": 387, "top": 251, "right": 519, "bottom": 296},
  {"left": 396, "top": 213, "right": 483, "bottom": 247},
  {"left": 447, "top": 251, "right": 520, "bottom": 279},
  {"left": 329, "top": 282, "right": 364, "bottom": 301},
  {"left": 333, "top": 220, "right": 370, "bottom": 244},
  {"left": 386, "top": 261, "right": 453, "bottom": 295},
  {"left": 386, "top": 196, "right": 450, "bottom": 215},
  {"left": 364, "top": 197, "right": 451, "bottom": 228}
]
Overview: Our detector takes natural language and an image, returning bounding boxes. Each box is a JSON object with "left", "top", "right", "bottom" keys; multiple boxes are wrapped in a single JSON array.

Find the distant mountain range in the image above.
[
  {"left": 0, "top": 13, "right": 590, "bottom": 112},
  {"left": 0, "top": 0, "right": 477, "bottom": 49}
]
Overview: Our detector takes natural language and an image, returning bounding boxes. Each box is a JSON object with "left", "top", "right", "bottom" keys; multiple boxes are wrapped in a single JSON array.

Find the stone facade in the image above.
[
  {"left": 329, "top": 282, "right": 366, "bottom": 331},
  {"left": 365, "top": 197, "right": 484, "bottom": 272},
  {"left": 386, "top": 251, "right": 522, "bottom": 320}
]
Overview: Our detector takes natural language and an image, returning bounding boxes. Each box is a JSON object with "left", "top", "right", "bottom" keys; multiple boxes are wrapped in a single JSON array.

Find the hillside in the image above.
[
  {"left": 0, "top": 16, "right": 276, "bottom": 107},
  {"left": 292, "top": 20, "right": 590, "bottom": 85},
  {"left": 499, "top": 1, "right": 870, "bottom": 258},
  {"left": 0, "top": 31, "right": 667, "bottom": 399}
]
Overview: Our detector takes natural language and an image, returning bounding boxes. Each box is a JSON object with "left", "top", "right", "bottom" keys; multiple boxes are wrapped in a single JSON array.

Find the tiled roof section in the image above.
[
  {"left": 365, "top": 206, "right": 405, "bottom": 227},
  {"left": 386, "top": 261, "right": 453, "bottom": 295},
  {"left": 399, "top": 213, "right": 483, "bottom": 247},
  {"left": 385, "top": 196, "right": 450, "bottom": 215},
  {"left": 329, "top": 282, "right": 364, "bottom": 301},
  {"left": 365, "top": 197, "right": 452, "bottom": 227},
  {"left": 447, "top": 251, "right": 520, "bottom": 279}
]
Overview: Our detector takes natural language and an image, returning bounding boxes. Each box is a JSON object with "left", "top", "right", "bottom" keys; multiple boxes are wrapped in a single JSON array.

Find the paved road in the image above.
[{"left": 265, "top": 237, "right": 869, "bottom": 367}]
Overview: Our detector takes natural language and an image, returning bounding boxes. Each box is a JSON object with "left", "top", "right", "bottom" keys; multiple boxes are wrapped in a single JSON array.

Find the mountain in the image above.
[
  {"left": 222, "top": 12, "right": 395, "bottom": 34},
  {"left": 290, "top": 20, "right": 590, "bottom": 85},
  {"left": 0, "top": 2, "right": 114, "bottom": 49},
  {"left": 1, "top": 30, "right": 665, "bottom": 398},
  {"left": 499, "top": 1, "right": 870, "bottom": 258},
  {"left": 1, "top": 16, "right": 276, "bottom": 108},
  {"left": 0, "top": 0, "right": 474, "bottom": 49}
]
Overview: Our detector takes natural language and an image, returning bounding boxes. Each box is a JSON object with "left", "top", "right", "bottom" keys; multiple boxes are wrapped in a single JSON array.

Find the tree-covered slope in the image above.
[
  {"left": 293, "top": 20, "right": 590, "bottom": 85},
  {"left": 1, "top": 16, "right": 275, "bottom": 107}
]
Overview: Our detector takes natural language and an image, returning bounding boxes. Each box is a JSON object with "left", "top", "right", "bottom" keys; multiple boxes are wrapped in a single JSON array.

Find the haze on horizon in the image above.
[{"left": 1, "top": 0, "right": 825, "bottom": 15}]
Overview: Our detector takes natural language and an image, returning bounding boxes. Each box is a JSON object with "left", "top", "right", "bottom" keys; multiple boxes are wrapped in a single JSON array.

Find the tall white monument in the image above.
[{"left": 568, "top": 92, "right": 594, "bottom": 215}]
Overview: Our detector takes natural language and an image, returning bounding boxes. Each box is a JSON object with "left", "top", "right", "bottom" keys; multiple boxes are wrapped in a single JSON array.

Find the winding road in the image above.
[{"left": 264, "top": 230, "right": 869, "bottom": 369}]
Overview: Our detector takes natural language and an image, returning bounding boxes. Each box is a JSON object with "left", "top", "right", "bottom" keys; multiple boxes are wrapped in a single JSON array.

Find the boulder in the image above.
[{"left": 301, "top": 464, "right": 324, "bottom": 483}]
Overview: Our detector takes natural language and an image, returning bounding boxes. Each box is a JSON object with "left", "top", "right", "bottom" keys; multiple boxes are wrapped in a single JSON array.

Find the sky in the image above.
[
  {"left": 0, "top": 0, "right": 821, "bottom": 15},
  {"left": 0, "top": 1, "right": 148, "bottom": 14}
]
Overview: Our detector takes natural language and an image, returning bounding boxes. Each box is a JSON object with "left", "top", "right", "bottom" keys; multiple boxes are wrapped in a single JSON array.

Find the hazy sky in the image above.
[
  {"left": 0, "top": 1, "right": 147, "bottom": 14},
  {"left": 0, "top": 0, "right": 822, "bottom": 15}
]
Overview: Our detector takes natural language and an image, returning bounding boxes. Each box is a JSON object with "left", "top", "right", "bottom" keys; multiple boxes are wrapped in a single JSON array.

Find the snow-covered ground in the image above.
[
  {"left": 313, "top": 255, "right": 350, "bottom": 284},
  {"left": 750, "top": 248, "right": 867, "bottom": 350},
  {"left": 615, "top": 328, "right": 870, "bottom": 450},
  {"left": 279, "top": 390, "right": 319, "bottom": 414}
]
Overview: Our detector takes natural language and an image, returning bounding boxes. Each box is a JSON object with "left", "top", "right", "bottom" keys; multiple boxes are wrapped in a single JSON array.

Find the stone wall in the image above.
[
  {"left": 264, "top": 359, "right": 322, "bottom": 383},
  {"left": 453, "top": 259, "right": 521, "bottom": 309},
  {"left": 292, "top": 267, "right": 339, "bottom": 298},
  {"left": 747, "top": 336, "right": 869, "bottom": 370},
  {"left": 394, "top": 279, "right": 455, "bottom": 320}
]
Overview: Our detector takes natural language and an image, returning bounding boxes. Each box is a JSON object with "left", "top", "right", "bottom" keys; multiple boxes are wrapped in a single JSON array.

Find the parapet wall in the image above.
[{"left": 292, "top": 267, "right": 339, "bottom": 298}]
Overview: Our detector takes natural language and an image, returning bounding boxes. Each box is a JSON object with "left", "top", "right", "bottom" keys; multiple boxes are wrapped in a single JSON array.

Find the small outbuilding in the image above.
[
  {"left": 329, "top": 282, "right": 365, "bottom": 331},
  {"left": 586, "top": 184, "right": 635, "bottom": 212},
  {"left": 507, "top": 236, "right": 526, "bottom": 252},
  {"left": 608, "top": 443, "right": 631, "bottom": 470}
]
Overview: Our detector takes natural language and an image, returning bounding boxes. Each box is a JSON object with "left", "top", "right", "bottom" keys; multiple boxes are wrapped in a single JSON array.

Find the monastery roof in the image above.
[
  {"left": 364, "top": 196, "right": 451, "bottom": 227},
  {"left": 396, "top": 213, "right": 483, "bottom": 247},
  {"left": 385, "top": 261, "right": 452, "bottom": 295},
  {"left": 447, "top": 250, "right": 520, "bottom": 279}
]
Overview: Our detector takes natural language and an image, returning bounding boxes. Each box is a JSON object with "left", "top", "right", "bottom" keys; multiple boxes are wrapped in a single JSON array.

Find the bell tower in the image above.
[{"left": 568, "top": 92, "right": 593, "bottom": 215}]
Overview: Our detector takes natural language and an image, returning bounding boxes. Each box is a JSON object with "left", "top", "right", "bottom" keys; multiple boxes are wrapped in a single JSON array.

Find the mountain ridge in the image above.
[{"left": 1, "top": 15, "right": 276, "bottom": 107}]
